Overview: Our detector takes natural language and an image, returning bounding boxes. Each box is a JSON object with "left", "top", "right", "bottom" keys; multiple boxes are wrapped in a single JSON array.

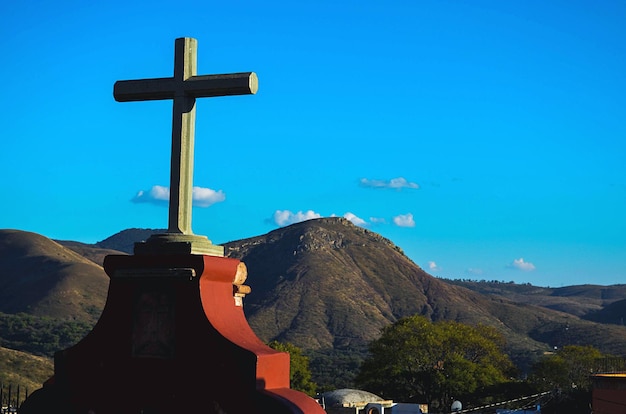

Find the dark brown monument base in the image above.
[{"left": 22, "top": 253, "right": 324, "bottom": 414}]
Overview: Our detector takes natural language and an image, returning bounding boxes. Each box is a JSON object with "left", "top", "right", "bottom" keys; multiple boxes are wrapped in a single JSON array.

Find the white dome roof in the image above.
[{"left": 321, "top": 389, "right": 384, "bottom": 407}]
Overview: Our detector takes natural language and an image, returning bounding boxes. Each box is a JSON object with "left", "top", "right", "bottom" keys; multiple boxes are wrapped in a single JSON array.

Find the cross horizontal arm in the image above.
[
  {"left": 114, "top": 72, "right": 258, "bottom": 102},
  {"left": 187, "top": 72, "right": 258, "bottom": 98},
  {"left": 114, "top": 78, "right": 176, "bottom": 102}
]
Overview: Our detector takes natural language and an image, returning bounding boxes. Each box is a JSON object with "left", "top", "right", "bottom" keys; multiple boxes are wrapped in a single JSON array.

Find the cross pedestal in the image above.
[
  {"left": 22, "top": 254, "right": 323, "bottom": 413},
  {"left": 20, "top": 38, "right": 325, "bottom": 414}
]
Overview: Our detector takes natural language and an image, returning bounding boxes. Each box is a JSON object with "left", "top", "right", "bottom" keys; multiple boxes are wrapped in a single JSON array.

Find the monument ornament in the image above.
[
  {"left": 19, "top": 37, "right": 325, "bottom": 414},
  {"left": 114, "top": 37, "right": 257, "bottom": 256}
]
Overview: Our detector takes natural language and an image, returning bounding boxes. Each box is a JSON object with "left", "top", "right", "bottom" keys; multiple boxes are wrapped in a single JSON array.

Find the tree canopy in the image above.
[
  {"left": 355, "top": 315, "right": 515, "bottom": 410},
  {"left": 268, "top": 340, "right": 317, "bottom": 396},
  {"left": 527, "top": 345, "right": 611, "bottom": 413},
  {"left": 529, "top": 345, "right": 604, "bottom": 392}
]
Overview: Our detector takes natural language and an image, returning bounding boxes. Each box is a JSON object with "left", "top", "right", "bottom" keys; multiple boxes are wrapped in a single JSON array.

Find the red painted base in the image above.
[
  {"left": 21, "top": 254, "right": 324, "bottom": 414},
  {"left": 592, "top": 375, "right": 626, "bottom": 414}
]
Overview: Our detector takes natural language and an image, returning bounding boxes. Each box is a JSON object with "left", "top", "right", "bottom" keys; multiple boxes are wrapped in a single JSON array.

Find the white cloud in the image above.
[
  {"left": 192, "top": 186, "right": 226, "bottom": 207},
  {"left": 428, "top": 261, "right": 440, "bottom": 271},
  {"left": 360, "top": 177, "right": 419, "bottom": 190},
  {"left": 272, "top": 210, "right": 399, "bottom": 229},
  {"left": 343, "top": 212, "right": 367, "bottom": 227},
  {"left": 132, "top": 185, "right": 169, "bottom": 204},
  {"left": 393, "top": 213, "right": 415, "bottom": 227},
  {"left": 273, "top": 210, "right": 322, "bottom": 227},
  {"left": 132, "top": 185, "right": 225, "bottom": 207},
  {"left": 508, "top": 258, "right": 536, "bottom": 272},
  {"left": 466, "top": 268, "right": 484, "bottom": 276}
]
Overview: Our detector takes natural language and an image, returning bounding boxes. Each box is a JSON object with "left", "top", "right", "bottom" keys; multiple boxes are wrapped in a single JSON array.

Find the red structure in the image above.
[
  {"left": 21, "top": 253, "right": 325, "bottom": 413},
  {"left": 592, "top": 374, "right": 626, "bottom": 414}
]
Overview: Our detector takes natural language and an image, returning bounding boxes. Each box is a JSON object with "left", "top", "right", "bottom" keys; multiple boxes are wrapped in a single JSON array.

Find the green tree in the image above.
[
  {"left": 528, "top": 345, "right": 605, "bottom": 414},
  {"left": 355, "top": 315, "right": 515, "bottom": 411},
  {"left": 268, "top": 341, "right": 317, "bottom": 396},
  {"left": 529, "top": 345, "right": 603, "bottom": 392}
]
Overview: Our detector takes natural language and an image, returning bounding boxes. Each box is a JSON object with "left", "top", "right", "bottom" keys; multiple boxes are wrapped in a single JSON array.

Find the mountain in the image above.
[
  {"left": 223, "top": 218, "right": 626, "bottom": 362},
  {"left": 2, "top": 220, "right": 626, "bottom": 389},
  {"left": 225, "top": 218, "right": 525, "bottom": 350},
  {"left": 93, "top": 228, "right": 167, "bottom": 254}
]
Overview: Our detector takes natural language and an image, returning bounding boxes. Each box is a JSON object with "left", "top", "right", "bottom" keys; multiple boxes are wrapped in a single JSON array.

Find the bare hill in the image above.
[{"left": 0, "top": 230, "right": 108, "bottom": 323}]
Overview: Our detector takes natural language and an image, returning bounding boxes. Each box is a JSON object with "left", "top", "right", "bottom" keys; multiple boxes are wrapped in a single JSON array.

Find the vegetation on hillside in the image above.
[{"left": 0, "top": 312, "right": 92, "bottom": 357}]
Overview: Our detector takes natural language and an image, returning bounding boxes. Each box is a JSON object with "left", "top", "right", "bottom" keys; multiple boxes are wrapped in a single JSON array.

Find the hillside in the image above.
[
  {"left": 54, "top": 241, "right": 125, "bottom": 268},
  {"left": 584, "top": 298, "right": 626, "bottom": 325},
  {"left": 0, "top": 346, "right": 53, "bottom": 394},
  {"left": 444, "top": 279, "right": 626, "bottom": 317},
  {"left": 0, "top": 230, "right": 109, "bottom": 324}
]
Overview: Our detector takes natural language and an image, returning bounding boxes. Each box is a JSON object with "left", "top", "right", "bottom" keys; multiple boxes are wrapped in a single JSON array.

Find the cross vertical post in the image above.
[
  {"left": 170, "top": 37, "right": 197, "bottom": 235},
  {"left": 114, "top": 37, "right": 258, "bottom": 255}
]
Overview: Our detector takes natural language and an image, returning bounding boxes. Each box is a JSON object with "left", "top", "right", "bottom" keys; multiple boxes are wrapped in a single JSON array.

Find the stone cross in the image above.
[{"left": 114, "top": 37, "right": 257, "bottom": 236}]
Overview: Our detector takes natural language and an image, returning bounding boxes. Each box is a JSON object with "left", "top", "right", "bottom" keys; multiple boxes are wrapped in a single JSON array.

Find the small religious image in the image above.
[{"left": 131, "top": 289, "right": 176, "bottom": 358}]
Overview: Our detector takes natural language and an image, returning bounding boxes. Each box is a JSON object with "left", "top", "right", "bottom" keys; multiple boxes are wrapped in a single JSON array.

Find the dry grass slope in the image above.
[
  {"left": 0, "top": 230, "right": 109, "bottom": 324},
  {"left": 0, "top": 346, "right": 53, "bottom": 393}
]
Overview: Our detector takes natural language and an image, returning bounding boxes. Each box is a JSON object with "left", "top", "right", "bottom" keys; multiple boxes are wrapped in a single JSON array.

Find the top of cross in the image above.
[{"left": 114, "top": 37, "right": 257, "bottom": 255}]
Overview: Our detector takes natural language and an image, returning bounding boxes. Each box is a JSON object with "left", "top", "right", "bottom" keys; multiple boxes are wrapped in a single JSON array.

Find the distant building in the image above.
[
  {"left": 319, "top": 389, "right": 385, "bottom": 414},
  {"left": 319, "top": 389, "right": 427, "bottom": 414}
]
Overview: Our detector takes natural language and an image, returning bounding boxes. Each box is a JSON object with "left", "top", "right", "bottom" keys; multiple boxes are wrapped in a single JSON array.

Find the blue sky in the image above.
[{"left": 1, "top": 0, "right": 624, "bottom": 287}]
